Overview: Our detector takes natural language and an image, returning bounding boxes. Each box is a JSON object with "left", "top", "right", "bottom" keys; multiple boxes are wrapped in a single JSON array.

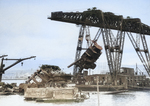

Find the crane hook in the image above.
[{"left": 21, "top": 62, "right": 23, "bottom": 66}]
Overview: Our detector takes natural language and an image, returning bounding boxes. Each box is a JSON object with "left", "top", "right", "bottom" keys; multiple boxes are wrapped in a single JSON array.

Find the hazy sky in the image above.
[{"left": 0, "top": 0, "right": 150, "bottom": 75}]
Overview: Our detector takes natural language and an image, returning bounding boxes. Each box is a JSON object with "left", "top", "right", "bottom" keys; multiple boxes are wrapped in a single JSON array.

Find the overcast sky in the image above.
[{"left": 0, "top": 0, "right": 150, "bottom": 75}]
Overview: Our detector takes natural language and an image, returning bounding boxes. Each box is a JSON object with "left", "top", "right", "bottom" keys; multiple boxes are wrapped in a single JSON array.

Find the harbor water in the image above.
[{"left": 1, "top": 80, "right": 150, "bottom": 106}]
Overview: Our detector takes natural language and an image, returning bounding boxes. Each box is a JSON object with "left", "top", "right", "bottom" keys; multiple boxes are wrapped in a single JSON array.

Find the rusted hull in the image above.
[{"left": 24, "top": 87, "right": 78, "bottom": 99}]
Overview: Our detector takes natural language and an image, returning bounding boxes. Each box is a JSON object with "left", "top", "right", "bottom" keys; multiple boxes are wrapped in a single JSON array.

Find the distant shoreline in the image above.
[{"left": 2, "top": 79, "right": 27, "bottom": 80}]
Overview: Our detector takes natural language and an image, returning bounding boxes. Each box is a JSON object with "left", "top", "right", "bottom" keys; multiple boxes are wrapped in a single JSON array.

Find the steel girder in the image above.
[
  {"left": 49, "top": 10, "right": 150, "bottom": 35},
  {"left": 101, "top": 28, "right": 125, "bottom": 83},
  {"left": 127, "top": 32, "right": 150, "bottom": 76}
]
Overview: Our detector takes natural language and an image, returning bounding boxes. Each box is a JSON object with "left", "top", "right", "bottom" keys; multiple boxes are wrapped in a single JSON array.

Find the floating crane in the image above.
[{"left": 48, "top": 8, "right": 150, "bottom": 85}]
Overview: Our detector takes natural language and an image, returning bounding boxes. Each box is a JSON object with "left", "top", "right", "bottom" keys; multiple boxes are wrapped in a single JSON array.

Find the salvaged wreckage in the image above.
[
  {"left": 19, "top": 65, "right": 89, "bottom": 102},
  {"left": 19, "top": 65, "right": 72, "bottom": 91},
  {"left": 0, "top": 82, "right": 19, "bottom": 95}
]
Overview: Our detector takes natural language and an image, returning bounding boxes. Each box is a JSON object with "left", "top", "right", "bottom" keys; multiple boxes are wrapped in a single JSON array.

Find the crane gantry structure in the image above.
[
  {"left": 48, "top": 8, "right": 150, "bottom": 84},
  {"left": 0, "top": 56, "right": 36, "bottom": 82}
]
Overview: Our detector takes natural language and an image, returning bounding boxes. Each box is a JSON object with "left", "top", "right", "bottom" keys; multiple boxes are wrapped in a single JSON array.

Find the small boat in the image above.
[{"left": 105, "top": 90, "right": 128, "bottom": 94}]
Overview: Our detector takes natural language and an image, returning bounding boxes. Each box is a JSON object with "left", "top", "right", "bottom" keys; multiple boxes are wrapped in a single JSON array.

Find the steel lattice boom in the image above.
[{"left": 48, "top": 10, "right": 150, "bottom": 35}]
